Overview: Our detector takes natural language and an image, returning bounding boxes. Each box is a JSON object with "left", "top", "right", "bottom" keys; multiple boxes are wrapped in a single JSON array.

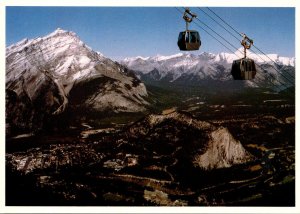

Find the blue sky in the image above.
[{"left": 6, "top": 7, "right": 295, "bottom": 60}]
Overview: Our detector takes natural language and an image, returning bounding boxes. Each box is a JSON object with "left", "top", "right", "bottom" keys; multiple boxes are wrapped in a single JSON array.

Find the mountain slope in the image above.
[{"left": 6, "top": 28, "right": 148, "bottom": 135}]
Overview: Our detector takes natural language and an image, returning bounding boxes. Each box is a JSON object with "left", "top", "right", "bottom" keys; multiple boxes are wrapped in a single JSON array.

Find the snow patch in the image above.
[
  {"left": 78, "top": 55, "right": 91, "bottom": 65},
  {"left": 72, "top": 68, "right": 92, "bottom": 80}
]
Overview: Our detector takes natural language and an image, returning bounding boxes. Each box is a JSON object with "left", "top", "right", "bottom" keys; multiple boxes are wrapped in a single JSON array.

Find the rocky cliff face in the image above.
[
  {"left": 6, "top": 28, "right": 148, "bottom": 135},
  {"left": 123, "top": 111, "right": 253, "bottom": 170}
]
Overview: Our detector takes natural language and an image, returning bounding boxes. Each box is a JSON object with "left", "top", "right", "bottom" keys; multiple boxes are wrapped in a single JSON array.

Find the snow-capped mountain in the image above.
[
  {"left": 6, "top": 28, "right": 148, "bottom": 135},
  {"left": 121, "top": 50, "right": 295, "bottom": 88}
]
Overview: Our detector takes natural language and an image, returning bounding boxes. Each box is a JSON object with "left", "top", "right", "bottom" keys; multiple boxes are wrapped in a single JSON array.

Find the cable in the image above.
[
  {"left": 206, "top": 7, "right": 242, "bottom": 37},
  {"left": 175, "top": 7, "right": 294, "bottom": 95},
  {"left": 197, "top": 7, "right": 241, "bottom": 43},
  {"left": 175, "top": 8, "right": 234, "bottom": 53},
  {"left": 193, "top": 8, "right": 294, "bottom": 97},
  {"left": 176, "top": 8, "right": 246, "bottom": 57},
  {"left": 175, "top": 8, "right": 284, "bottom": 92},
  {"left": 195, "top": 16, "right": 243, "bottom": 56},
  {"left": 205, "top": 7, "right": 295, "bottom": 84},
  {"left": 190, "top": 10, "right": 294, "bottom": 91},
  {"left": 176, "top": 8, "right": 277, "bottom": 88},
  {"left": 202, "top": 7, "right": 295, "bottom": 85},
  {"left": 247, "top": 47, "right": 295, "bottom": 86},
  {"left": 252, "top": 44, "right": 295, "bottom": 80}
]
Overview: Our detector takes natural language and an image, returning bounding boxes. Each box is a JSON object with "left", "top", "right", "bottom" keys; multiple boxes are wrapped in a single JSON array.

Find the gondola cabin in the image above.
[
  {"left": 178, "top": 30, "right": 201, "bottom": 51},
  {"left": 231, "top": 58, "right": 256, "bottom": 80}
]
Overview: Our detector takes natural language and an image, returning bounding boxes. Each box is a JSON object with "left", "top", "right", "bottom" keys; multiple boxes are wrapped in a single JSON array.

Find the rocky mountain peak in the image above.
[
  {"left": 6, "top": 28, "right": 149, "bottom": 135},
  {"left": 7, "top": 28, "right": 80, "bottom": 56},
  {"left": 49, "top": 27, "right": 69, "bottom": 35}
]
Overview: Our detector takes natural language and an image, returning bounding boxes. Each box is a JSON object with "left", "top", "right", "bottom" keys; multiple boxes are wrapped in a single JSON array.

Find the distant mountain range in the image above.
[
  {"left": 6, "top": 28, "right": 148, "bottom": 135},
  {"left": 121, "top": 50, "right": 295, "bottom": 89}
]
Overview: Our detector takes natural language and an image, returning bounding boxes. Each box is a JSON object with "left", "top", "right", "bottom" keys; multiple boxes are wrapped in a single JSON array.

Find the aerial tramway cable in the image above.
[
  {"left": 190, "top": 7, "right": 294, "bottom": 89},
  {"left": 174, "top": 7, "right": 294, "bottom": 94},
  {"left": 197, "top": 7, "right": 241, "bottom": 43},
  {"left": 191, "top": 18, "right": 284, "bottom": 92},
  {"left": 203, "top": 7, "right": 295, "bottom": 85},
  {"left": 175, "top": 8, "right": 267, "bottom": 85},
  {"left": 206, "top": 7, "right": 243, "bottom": 37},
  {"left": 252, "top": 44, "right": 295, "bottom": 81}
]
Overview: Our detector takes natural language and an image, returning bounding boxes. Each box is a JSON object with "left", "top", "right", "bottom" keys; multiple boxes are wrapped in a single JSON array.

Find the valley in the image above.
[{"left": 6, "top": 84, "right": 295, "bottom": 206}]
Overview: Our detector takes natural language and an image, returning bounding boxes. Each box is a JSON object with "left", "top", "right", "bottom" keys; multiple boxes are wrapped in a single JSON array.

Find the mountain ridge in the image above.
[
  {"left": 122, "top": 50, "right": 295, "bottom": 69},
  {"left": 120, "top": 51, "right": 295, "bottom": 88}
]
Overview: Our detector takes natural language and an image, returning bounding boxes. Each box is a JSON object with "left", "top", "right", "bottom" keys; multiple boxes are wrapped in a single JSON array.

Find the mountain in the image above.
[
  {"left": 122, "top": 111, "right": 253, "bottom": 170},
  {"left": 6, "top": 28, "right": 148, "bottom": 135},
  {"left": 121, "top": 50, "right": 295, "bottom": 89}
]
